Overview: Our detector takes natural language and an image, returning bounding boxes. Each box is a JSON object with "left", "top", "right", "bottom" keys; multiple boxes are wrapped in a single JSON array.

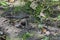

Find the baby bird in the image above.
[
  {"left": 8, "top": 0, "right": 15, "bottom": 3},
  {"left": 42, "top": 27, "right": 50, "bottom": 35}
]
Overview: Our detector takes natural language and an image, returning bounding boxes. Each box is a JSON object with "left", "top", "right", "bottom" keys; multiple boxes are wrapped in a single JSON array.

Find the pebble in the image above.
[
  {"left": 0, "top": 31, "right": 3, "bottom": 35},
  {"left": 46, "top": 31, "right": 50, "bottom": 35}
]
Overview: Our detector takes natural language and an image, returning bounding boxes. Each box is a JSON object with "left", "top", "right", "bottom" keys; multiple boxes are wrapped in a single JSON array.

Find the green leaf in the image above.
[
  {"left": 57, "top": 15, "right": 60, "bottom": 20},
  {"left": 0, "top": 2, "right": 8, "bottom": 6},
  {"left": 42, "top": 36, "right": 49, "bottom": 40},
  {"left": 52, "top": 0, "right": 59, "bottom": 1},
  {"left": 22, "top": 32, "right": 32, "bottom": 40},
  {"left": 38, "top": 24, "right": 43, "bottom": 29}
]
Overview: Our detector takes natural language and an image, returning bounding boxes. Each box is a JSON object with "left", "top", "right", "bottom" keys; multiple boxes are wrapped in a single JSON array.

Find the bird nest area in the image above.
[{"left": 0, "top": 0, "right": 60, "bottom": 40}]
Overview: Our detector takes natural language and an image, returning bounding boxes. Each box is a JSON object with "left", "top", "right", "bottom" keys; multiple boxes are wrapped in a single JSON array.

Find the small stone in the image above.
[
  {"left": 30, "top": 1, "right": 38, "bottom": 10},
  {"left": 46, "top": 31, "right": 50, "bottom": 35},
  {"left": 0, "top": 31, "right": 3, "bottom": 35},
  {"left": 40, "top": 13, "right": 46, "bottom": 18},
  {"left": 15, "top": 24, "right": 20, "bottom": 27}
]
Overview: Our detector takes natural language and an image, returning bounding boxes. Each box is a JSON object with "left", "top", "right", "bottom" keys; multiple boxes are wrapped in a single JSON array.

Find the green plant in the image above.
[
  {"left": 22, "top": 1, "right": 33, "bottom": 14},
  {"left": 22, "top": 32, "right": 33, "bottom": 40}
]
